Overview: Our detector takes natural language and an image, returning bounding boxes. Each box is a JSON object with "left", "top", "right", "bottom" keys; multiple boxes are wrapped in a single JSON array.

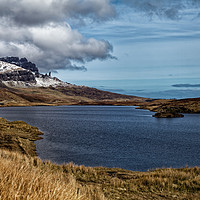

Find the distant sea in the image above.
[{"left": 71, "top": 78, "right": 200, "bottom": 99}]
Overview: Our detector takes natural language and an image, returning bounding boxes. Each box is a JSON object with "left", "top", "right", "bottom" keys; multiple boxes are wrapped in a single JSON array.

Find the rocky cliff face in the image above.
[
  {"left": 0, "top": 69, "right": 36, "bottom": 82},
  {"left": 0, "top": 61, "right": 36, "bottom": 82},
  {"left": 0, "top": 59, "right": 69, "bottom": 88},
  {"left": 0, "top": 57, "right": 39, "bottom": 75}
]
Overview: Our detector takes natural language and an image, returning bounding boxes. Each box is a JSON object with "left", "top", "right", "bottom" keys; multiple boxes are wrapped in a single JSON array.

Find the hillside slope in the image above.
[
  {"left": 0, "top": 84, "right": 147, "bottom": 106},
  {"left": 0, "top": 57, "right": 148, "bottom": 107}
]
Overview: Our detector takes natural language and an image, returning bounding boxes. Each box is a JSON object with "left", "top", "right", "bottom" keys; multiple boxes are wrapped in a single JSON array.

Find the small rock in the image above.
[{"left": 153, "top": 112, "right": 184, "bottom": 118}]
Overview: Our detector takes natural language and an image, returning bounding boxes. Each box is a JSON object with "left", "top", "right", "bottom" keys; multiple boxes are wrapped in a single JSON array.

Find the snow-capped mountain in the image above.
[
  {"left": 0, "top": 57, "right": 70, "bottom": 88},
  {"left": 0, "top": 57, "right": 39, "bottom": 75},
  {"left": 0, "top": 61, "right": 27, "bottom": 73}
]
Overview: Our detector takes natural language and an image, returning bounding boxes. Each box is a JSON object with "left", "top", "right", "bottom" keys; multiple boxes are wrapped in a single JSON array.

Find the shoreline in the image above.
[
  {"left": 1, "top": 116, "right": 200, "bottom": 199},
  {"left": 0, "top": 117, "right": 43, "bottom": 157},
  {"left": 1, "top": 96, "right": 200, "bottom": 118}
]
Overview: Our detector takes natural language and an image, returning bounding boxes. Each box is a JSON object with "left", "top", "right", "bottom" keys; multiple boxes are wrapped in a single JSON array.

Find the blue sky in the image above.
[
  {"left": 55, "top": 1, "right": 200, "bottom": 83},
  {"left": 0, "top": 0, "right": 200, "bottom": 85}
]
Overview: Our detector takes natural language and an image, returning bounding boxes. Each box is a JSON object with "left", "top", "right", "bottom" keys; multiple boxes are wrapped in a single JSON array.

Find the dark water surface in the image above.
[{"left": 0, "top": 106, "right": 200, "bottom": 171}]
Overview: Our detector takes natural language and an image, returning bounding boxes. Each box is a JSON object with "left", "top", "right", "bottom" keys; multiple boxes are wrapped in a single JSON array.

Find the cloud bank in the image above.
[{"left": 0, "top": 0, "right": 115, "bottom": 72}]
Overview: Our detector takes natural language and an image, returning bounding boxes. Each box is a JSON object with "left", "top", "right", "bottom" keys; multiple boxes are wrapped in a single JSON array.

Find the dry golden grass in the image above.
[
  {"left": 1, "top": 148, "right": 200, "bottom": 200},
  {"left": 66, "top": 165, "right": 200, "bottom": 200},
  {"left": 0, "top": 149, "right": 106, "bottom": 200}
]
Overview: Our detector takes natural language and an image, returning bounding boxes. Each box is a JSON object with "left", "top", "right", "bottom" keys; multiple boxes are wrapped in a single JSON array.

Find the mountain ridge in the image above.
[
  {"left": 0, "top": 57, "right": 70, "bottom": 88},
  {"left": 0, "top": 57, "right": 39, "bottom": 75}
]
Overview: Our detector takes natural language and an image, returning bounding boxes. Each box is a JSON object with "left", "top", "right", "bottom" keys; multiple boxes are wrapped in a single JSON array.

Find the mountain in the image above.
[
  {"left": 0, "top": 60, "right": 35, "bottom": 82},
  {"left": 0, "top": 57, "right": 147, "bottom": 107},
  {"left": 0, "top": 57, "right": 39, "bottom": 75},
  {"left": 0, "top": 57, "right": 70, "bottom": 88}
]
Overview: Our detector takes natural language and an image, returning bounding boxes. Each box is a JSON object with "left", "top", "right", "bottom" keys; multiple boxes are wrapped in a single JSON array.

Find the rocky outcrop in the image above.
[
  {"left": 0, "top": 57, "right": 39, "bottom": 76},
  {"left": 153, "top": 111, "right": 184, "bottom": 118},
  {"left": 137, "top": 98, "right": 200, "bottom": 118},
  {"left": 0, "top": 70, "right": 36, "bottom": 82},
  {"left": 0, "top": 58, "right": 70, "bottom": 88},
  {"left": 152, "top": 105, "right": 185, "bottom": 118}
]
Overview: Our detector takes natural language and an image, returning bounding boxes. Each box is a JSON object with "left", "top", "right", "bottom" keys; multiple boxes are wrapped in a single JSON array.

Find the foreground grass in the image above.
[
  {"left": 0, "top": 149, "right": 105, "bottom": 200},
  {"left": 0, "top": 149, "right": 200, "bottom": 200}
]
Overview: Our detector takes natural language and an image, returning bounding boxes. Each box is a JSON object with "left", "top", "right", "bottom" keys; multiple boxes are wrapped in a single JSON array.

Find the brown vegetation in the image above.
[
  {"left": 0, "top": 149, "right": 200, "bottom": 200},
  {"left": 0, "top": 118, "right": 43, "bottom": 156},
  {"left": 0, "top": 82, "right": 200, "bottom": 198},
  {"left": 137, "top": 98, "right": 200, "bottom": 117},
  {"left": 0, "top": 149, "right": 105, "bottom": 200},
  {"left": 0, "top": 83, "right": 148, "bottom": 107},
  {"left": 0, "top": 81, "right": 200, "bottom": 118}
]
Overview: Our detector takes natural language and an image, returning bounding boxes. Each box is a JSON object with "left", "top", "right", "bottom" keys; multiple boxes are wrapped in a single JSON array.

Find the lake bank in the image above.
[{"left": 0, "top": 117, "right": 43, "bottom": 156}]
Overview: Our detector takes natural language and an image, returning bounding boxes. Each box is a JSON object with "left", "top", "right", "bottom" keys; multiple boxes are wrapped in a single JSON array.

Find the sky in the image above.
[{"left": 0, "top": 0, "right": 200, "bottom": 84}]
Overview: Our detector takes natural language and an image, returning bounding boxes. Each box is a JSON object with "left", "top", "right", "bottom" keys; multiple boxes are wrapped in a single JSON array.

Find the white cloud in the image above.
[
  {"left": 0, "top": 21, "right": 113, "bottom": 71},
  {"left": 0, "top": 0, "right": 115, "bottom": 72},
  {"left": 0, "top": 0, "right": 115, "bottom": 26}
]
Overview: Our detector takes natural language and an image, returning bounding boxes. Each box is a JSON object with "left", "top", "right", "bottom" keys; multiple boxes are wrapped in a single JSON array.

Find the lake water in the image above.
[{"left": 0, "top": 106, "right": 200, "bottom": 171}]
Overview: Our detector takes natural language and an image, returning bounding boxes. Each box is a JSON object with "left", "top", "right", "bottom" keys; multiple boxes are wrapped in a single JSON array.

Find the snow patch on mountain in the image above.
[
  {"left": 3, "top": 77, "right": 70, "bottom": 88},
  {"left": 0, "top": 61, "right": 26, "bottom": 73},
  {"left": 0, "top": 60, "right": 71, "bottom": 88},
  {"left": 35, "top": 77, "right": 70, "bottom": 87}
]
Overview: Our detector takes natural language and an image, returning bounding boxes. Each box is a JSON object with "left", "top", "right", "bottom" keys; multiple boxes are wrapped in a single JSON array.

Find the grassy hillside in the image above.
[{"left": 0, "top": 82, "right": 147, "bottom": 107}]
